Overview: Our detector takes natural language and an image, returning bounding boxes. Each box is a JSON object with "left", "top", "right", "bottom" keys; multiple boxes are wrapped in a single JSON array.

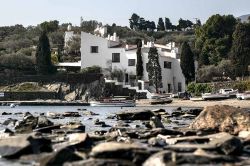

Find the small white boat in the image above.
[
  {"left": 90, "top": 98, "right": 136, "bottom": 107},
  {"left": 10, "top": 103, "right": 17, "bottom": 108},
  {"left": 190, "top": 97, "right": 204, "bottom": 101},
  {"left": 150, "top": 98, "right": 173, "bottom": 105},
  {"left": 151, "top": 93, "right": 171, "bottom": 99},
  {"left": 219, "top": 89, "right": 238, "bottom": 97},
  {"left": 236, "top": 91, "right": 250, "bottom": 100},
  {"left": 202, "top": 93, "right": 229, "bottom": 100}
]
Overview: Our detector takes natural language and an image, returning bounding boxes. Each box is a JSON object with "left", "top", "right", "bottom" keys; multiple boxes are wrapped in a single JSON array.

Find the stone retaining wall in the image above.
[
  {"left": 0, "top": 92, "right": 58, "bottom": 101},
  {"left": 0, "top": 73, "right": 102, "bottom": 85}
]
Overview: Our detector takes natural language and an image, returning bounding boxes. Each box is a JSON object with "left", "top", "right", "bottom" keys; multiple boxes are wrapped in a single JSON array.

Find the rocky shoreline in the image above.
[{"left": 0, "top": 105, "right": 250, "bottom": 165}]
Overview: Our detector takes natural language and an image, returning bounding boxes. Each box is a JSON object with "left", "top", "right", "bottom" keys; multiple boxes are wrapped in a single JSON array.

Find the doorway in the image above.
[{"left": 168, "top": 84, "right": 171, "bottom": 93}]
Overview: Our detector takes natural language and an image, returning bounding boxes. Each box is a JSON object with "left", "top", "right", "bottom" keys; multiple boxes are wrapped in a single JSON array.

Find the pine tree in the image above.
[
  {"left": 147, "top": 47, "right": 162, "bottom": 93},
  {"left": 129, "top": 13, "right": 140, "bottom": 30},
  {"left": 157, "top": 18, "right": 165, "bottom": 31},
  {"left": 136, "top": 39, "right": 143, "bottom": 79},
  {"left": 35, "top": 32, "right": 55, "bottom": 74},
  {"left": 164, "top": 17, "right": 172, "bottom": 30},
  {"left": 231, "top": 23, "right": 250, "bottom": 78},
  {"left": 180, "top": 42, "right": 195, "bottom": 84}
]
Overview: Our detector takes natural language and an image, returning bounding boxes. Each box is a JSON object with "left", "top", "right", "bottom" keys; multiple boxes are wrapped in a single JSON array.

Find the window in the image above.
[
  {"left": 178, "top": 82, "right": 182, "bottom": 92},
  {"left": 112, "top": 53, "right": 120, "bottom": 63},
  {"left": 164, "top": 61, "right": 172, "bottom": 69},
  {"left": 168, "top": 84, "right": 172, "bottom": 93},
  {"left": 128, "top": 59, "right": 136, "bottom": 66},
  {"left": 146, "top": 63, "right": 149, "bottom": 72},
  {"left": 91, "top": 46, "right": 98, "bottom": 53}
]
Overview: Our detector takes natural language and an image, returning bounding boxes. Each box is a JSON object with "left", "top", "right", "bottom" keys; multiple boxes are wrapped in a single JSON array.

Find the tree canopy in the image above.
[
  {"left": 157, "top": 18, "right": 165, "bottom": 31},
  {"left": 80, "top": 20, "right": 102, "bottom": 33},
  {"left": 178, "top": 18, "right": 193, "bottom": 30},
  {"left": 40, "top": 20, "right": 59, "bottom": 33},
  {"left": 165, "top": 18, "right": 173, "bottom": 30},
  {"left": 231, "top": 22, "right": 250, "bottom": 78},
  {"left": 195, "top": 14, "right": 237, "bottom": 66}
]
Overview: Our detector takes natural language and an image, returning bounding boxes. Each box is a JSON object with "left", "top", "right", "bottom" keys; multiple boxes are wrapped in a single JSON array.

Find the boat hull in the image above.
[
  {"left": 150, "top": 99, "right": 172, "bottom": 105},
  {"left": 202, "top": 93, "right": 229, "bottom": 100},
  {"left": 236, "top": 93, "right": 250, "bottom": 100},
  {"left": 90, "top": 101, "right": 136, "bottom": 107}
]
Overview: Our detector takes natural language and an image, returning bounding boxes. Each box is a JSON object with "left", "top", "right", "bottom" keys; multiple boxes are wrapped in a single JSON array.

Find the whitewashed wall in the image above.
[{"left": 80, "top": 32, "right": 186, "bottom": 93}]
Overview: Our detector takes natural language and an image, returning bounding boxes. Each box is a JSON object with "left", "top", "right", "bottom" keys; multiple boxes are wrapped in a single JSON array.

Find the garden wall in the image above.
[
  {"left": 0, "top": 73, "right": 102, "bottom": 85},
  {"left": 0, "top": 92, "right": 58, "bottom": 101}
]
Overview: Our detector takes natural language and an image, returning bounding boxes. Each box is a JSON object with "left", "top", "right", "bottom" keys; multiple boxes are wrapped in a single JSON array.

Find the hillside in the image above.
[{"left": 238, "top": 14, "right": 250, "bottom": 22}]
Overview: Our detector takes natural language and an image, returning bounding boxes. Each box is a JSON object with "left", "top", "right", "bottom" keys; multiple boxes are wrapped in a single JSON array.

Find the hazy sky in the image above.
[{"left": 1, "top": 0, "right": 249, "bottom": 27}]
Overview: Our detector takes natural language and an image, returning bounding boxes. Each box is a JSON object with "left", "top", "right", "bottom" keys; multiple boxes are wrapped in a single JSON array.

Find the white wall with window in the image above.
[
  {"left": 80, "top": 31, "right": 185, "bottom": 93},
  {"left": 81, "top": 32, "right": 124, "bottom": 69},
  {"left": 141, "top": 47, "right": 185, "bottom": 93}
]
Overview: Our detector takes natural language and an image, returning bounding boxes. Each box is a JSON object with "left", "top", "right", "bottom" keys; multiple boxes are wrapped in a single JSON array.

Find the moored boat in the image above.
[
  {"left": 10, "top": 103, "right": 18, "bottom": 108},
  {"left": 219, "top": 88, "right": 238, "bottom": 97},
  {"left": 90, "top": 98, "right": 136, "bottom": 107},
  {"left": 202, "top": 93, "right": 229, "bottom": 100},
  {"left": 150, "top": 98, "right": 173, "bottom": 105},
  {"left": 236, "top": 91, "right": 250, "bottom": 100}
]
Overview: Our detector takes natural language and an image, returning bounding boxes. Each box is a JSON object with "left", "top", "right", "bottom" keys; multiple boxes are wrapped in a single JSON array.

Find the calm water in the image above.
[
  {"left": 0, "top": 105, "right": 195, "bottom": 166},
  {"left": 0, "top": 105, "right": 189, "bottom": 132}
]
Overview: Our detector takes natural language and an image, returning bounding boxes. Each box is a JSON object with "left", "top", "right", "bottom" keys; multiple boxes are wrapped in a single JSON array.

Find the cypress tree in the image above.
[
  {"left": 180, "top": 42, "right": 195, "bottom": 84},
  {"left": 136, "top": 39, "right": 143, "bottom": 79},
  {"left": 147, "top": 47, "right": 162, "bottom": 93},
  {"left": 35, "top": 32, "right": 55, "bottom": 74},
  {"left": 231, "top": 23, "right": 250, "bottom": 78}
]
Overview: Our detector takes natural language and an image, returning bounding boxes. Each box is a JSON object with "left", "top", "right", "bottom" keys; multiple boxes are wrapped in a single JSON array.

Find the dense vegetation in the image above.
[
  {"left": 0, "top": 15, "right": 196, "bottom": 76},
  {"left": 195, "top": 15, "right": 250, "bottom": 81},
  {"left": 0, "top": 13, "right": 249, "bottom": 84}
]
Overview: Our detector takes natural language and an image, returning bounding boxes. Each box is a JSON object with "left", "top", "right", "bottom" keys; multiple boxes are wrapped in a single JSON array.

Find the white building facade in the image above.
[{"left": 79, "top": 30, "right": 185, "bottom": 94}]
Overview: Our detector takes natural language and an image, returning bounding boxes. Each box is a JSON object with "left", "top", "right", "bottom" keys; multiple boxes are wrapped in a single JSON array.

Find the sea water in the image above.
[
  {"left": 0, "top": 105, "right": 196, "bottom": 166},
  {"left": 0, "top": 105, "right": 193, "bottom": 132}
]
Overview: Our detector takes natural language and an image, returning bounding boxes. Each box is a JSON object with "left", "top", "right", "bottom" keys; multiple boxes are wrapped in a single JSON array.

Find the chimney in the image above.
[
  {"left": 125, "top": 44, "right": 129, "bottom": 50},
  {"left": 113, "top": 32, "right": 117, "bottom": 41},
  {"left": 141, "top": 40, "right": 145, "bottom": 48}
]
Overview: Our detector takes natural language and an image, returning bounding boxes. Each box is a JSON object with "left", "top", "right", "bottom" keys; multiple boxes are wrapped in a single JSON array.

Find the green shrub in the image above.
[
  {"left": 80, "top": 66, "right": 101, "bottom": 74},
  {"left": 51, "top": 53, "right": 59, "bottom": 64},
  {"left": 0, "top": 53, "right": 35, "bottom": 70},
  {"left": 111, "top": 69, "right": 124, "bottom": 82},
  {"left": 233, "top": 81, "right": 250, "bottom": 92},
  {"left": 187, "top": 82, "right": 213, "bottom": 96},
  {"left": 187, "top": 82, "right": 196, "bottom": 93}
]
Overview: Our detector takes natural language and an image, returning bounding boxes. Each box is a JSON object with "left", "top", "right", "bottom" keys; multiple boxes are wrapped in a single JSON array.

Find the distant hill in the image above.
[{"left": 238, "top": 14, "right": 250, "bottom": 22}]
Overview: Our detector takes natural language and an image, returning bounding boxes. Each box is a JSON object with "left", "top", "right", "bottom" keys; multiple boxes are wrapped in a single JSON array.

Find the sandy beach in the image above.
[
  {"left": 1, "top": 98, "right": 249, "bottom": 108},
  {"left": 137, "top": 99, "right": 250, "bottom": 108}
]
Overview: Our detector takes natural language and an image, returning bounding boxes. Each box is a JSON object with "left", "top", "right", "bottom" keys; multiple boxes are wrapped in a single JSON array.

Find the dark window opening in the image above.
[
  {"left": 112, "top": 53, "right": 120, "bottom": 63},
  {"left": 91, "top": 46, "right": 98, "bottom": 53},
  {"left": 128, "top": 59, "right": 136, "bottom": 66},
  {"left": 178, "top": 82, "right": 182, "bottom": 92},
  {"left": 164, "top": 61, "right": 172, "bottom": 69}
]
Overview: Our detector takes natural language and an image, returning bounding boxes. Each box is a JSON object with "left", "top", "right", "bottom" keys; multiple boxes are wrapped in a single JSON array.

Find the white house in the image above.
[
  {"left": 64, "top": 24, "right": 80, "bottom": 47},
  {"left": 79, "top": 27, "right": 186, "bottom": 94}
]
